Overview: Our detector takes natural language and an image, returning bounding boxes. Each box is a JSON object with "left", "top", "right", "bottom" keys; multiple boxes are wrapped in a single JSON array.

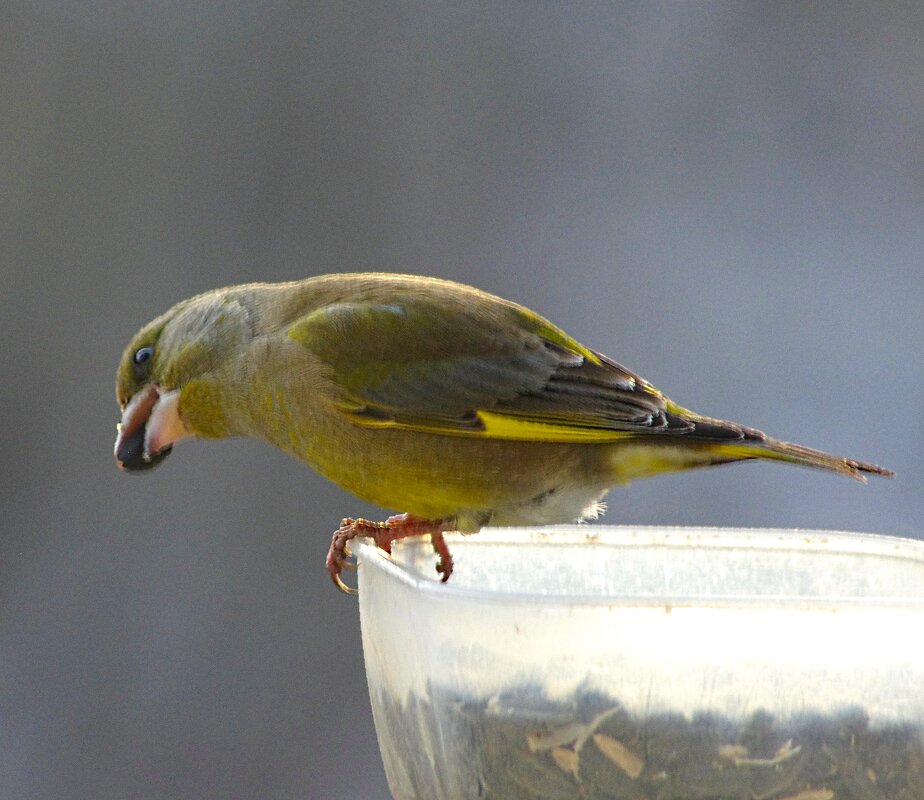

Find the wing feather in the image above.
[{"left": 287, "top": 297, "right": 682, "bottom": 442}]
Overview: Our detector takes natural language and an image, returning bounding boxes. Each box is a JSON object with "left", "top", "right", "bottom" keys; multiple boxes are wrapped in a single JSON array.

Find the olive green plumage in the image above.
[{"left": 115, "top": 273, "right": 892, "bottom": 534}]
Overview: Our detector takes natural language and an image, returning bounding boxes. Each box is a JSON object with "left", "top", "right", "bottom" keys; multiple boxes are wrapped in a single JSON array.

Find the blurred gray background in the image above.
[{"left": 2, "top": 2, "right": 922, "bottom": 798}]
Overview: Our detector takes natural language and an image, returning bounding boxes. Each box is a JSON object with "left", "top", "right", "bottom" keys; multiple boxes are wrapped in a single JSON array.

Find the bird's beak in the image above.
[{"left": 114, "top": 385, "right": 191, "bottom": 472}]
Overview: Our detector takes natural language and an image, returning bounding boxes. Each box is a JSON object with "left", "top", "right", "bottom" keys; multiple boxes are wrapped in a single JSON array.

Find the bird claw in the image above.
[
  {"left": 326, "top": 518, "right": 368, "bottom": 594},
  {"left": 332, "top": 572, "right": 357, "bottom": 595},
  {"left": 326, "top": 514, "right": 455, "bottom": 594},
  {"left": 430, "top": 530, "right": 454, "bottom": 583}
]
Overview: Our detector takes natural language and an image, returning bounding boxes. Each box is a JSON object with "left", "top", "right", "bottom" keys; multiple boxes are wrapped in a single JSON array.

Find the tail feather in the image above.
[
  {"left": 714, "top": 439, "right": 894, "bottom": 482},
  {"left": 676, "top": 413, "right": 894, "bottom": 482}
]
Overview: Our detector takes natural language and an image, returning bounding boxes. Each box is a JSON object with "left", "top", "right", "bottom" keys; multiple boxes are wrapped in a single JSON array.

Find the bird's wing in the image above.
[{"left": 285, "top": 296, "right": 695, "bottom": 443}]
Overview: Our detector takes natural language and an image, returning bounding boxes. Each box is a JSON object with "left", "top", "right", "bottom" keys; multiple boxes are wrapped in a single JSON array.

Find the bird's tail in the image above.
[
  {"left": 678, "top": 413, "right": 894, "bottom": 483},
  {"left": 711, "top": 437, "right": 893, "bottom": 482}
]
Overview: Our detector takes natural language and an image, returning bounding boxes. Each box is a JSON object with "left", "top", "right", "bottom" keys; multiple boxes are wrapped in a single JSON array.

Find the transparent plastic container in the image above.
[{"left": 356, "top": 526, "right": 924, "bottom": 800}]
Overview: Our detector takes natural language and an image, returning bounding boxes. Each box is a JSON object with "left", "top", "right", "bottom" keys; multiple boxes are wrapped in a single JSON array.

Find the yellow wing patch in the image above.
[
  {"left": 342, "top": 405, "right": 635, "bottom": 443},
  {"left": 476, "top": 411, "right": 634, "bottom": 442}
]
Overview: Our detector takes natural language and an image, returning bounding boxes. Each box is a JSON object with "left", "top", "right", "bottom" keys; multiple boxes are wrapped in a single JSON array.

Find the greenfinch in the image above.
[{"left": 114, "top": 273, "right": 892, "bottom": 591}]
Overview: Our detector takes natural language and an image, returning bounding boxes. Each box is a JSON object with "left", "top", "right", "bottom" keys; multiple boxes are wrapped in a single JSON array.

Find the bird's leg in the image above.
[{"left": 326, "top": 513, "right": 454, "bottom": 594}]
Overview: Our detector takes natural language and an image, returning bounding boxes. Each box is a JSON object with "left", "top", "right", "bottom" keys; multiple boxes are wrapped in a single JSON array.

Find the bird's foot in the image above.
[
  {"left": 327, "top": 514, "right": 454, "bottom": 594},
  {"left": 429, "top": 530, "right": 454, "bottom": 581}
]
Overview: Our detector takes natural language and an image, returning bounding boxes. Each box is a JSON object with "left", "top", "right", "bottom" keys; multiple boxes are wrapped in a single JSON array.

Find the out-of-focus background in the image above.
[{"left": 2, "top": 3, "right": 922, "bottom": 798}]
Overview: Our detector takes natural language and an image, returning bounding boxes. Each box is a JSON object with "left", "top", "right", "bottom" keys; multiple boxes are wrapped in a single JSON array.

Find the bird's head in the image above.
[{"left": 114, "top": 292, "right": 250, "bottom": 472}]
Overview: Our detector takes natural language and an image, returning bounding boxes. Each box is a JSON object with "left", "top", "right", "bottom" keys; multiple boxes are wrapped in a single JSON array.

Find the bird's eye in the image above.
[{"left": 133, "top": 346, "right": 154, "bottom": 365}]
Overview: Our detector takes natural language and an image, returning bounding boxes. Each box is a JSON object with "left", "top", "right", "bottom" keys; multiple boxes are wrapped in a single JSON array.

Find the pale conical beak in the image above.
[{"left": 114, "top": 386, "right": 191, "bottom": 472}]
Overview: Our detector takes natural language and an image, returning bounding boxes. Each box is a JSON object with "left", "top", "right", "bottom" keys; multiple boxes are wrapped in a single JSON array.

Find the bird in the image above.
[{"left": 114, "top": 273, "right": 893, "bottom": 592}]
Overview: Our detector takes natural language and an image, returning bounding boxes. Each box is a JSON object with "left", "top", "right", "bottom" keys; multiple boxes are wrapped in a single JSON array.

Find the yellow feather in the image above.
[
  {"left": 476, "top": 411, "right": 633, "bottom": 442},
  {"left": 342, "top": 406, "right": 635, "bottom": 443}
]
